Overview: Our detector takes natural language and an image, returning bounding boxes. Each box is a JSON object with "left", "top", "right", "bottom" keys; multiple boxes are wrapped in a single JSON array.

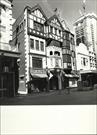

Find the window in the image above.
[
  {"left": 55, "top": 28, "right": 57, "bottom": 35},
  {"left": 81, "top": 57, "right": 88, "bottom": 66},
  {"left": 34, "top": 21, "right": 44, "bottom": 32},
  {"left": 30, "top": 39, "right": 34, "bottom": 49},
  {"left": 76, "top": 38, "right": 81, "bottom": 45},
  {"left": 16, "top": 26, "right": 19, "bottom": 33},
  {"left": 50, "top": 51, "right": 53, "bottom": 55},
  {"left": 36, "top": 40, "right": 39, "bottom": 50},
  {"left": 0, "top": 33, "right": 1, "bottom": 38},
  {"left": 32, "top": 57, "right": 42, "bottom": 69},
  {"left": 83, "top": 58, "right": 86, "bottom": 66},
  {"left": 63, "top": 54, "right": 71, "bottom": 63},
  {"left": 0, "top": 8, "right": 1, "bottom": 15},
  {"left": 82, "top": 36, "right": 85, "bottom": 44},
  {"left": 18, "top": 42, "right": 20, "bottom": 50},
  {"left": 50, "top": 26, "right": 53, "bottom": 33},
  {"left": 40, "top": 41, "right": 44, "bottom": 51},
  {"left": 54, "top": 51, "right": 60, "bottom": 56},
  {"left": 59, "top": 30, "right": 61, "bottom": 35},
  {"left": 66, "top": 32, "right": 69, "bottom": 40}
]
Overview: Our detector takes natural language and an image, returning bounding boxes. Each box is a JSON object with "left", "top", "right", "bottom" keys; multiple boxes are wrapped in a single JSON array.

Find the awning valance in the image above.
[
  {"left": 30, "top": 73, "right": 48, "bottom": 79},
  {"left": 62, "top": 71, "right": 79, "bottom": 78}
]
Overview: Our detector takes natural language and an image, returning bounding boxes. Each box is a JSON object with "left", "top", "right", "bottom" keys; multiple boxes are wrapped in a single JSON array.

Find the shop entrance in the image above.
[
  {"left": 0, "top": 72, "right": 15, "bottom": 97},
  {"left": 50, "top": 76, "right": 58, "bottom": 90}
]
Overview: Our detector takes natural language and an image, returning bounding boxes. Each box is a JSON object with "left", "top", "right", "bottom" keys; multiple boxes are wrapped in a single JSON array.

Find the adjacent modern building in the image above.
[
  {"left": 12, "top": 4, "right": 77, "bottom": 94},
  {"left": 74, "top": 13, "right": 97, "bottom": 87},
  {"left": 0, "top": 0, "right": 20, "bottom": 97},
  {"left": 74, "top": 13, "right": 97, "bottom": 71}
]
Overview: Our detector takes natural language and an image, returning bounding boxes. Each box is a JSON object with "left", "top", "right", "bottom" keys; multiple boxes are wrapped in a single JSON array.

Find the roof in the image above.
[
  {"left": 74, "top": 13, "right": 97, "bottom": 25},
  {"left": 45, "top": 14, "right": 63, "bottom": 28}
]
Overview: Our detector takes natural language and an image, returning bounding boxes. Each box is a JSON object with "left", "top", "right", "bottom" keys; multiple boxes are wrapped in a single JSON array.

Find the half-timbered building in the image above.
[{"left": 12, "top": 4, "right": 77, "bottom": 94}]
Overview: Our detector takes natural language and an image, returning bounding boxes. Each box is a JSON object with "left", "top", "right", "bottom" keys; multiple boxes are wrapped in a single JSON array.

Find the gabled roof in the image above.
[
  {"left": 26, "top": 4, "right": 48, "bottom": 20},
  {"left": 46, "top": 14, "right": 63, "bottom": 29}
]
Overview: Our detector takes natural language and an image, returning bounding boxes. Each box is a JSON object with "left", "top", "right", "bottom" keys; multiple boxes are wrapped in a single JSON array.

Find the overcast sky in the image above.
[{"left": 12, "top": 0, "right": 97, "bottom": 31}]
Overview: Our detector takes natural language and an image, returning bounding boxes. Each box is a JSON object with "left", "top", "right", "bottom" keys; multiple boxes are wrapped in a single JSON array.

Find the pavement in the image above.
[{"left": 0, "top": 87, "right": 97, "bottom": 105}]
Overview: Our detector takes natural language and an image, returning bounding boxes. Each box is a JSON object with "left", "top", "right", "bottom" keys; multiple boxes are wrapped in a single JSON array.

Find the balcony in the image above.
[{"left": 28, "top": 27, "right": 47, "bottom": 39}]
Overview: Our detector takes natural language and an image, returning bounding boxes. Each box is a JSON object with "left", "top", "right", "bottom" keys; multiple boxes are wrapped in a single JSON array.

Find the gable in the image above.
[
  {"left": 31, "top": 4, "right": 47, "bottom": 21},
  {"left": 47, "top": 15, "right": 63, "bottom": 29},
  {"left": 51, "top": 18, "right": 61, "bottom": 27},
  {"left": 32, "top": 9, "right": 46, "bottom": 21}
]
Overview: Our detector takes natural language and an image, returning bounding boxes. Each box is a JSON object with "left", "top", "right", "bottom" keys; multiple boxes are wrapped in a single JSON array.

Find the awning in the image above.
[
  {"left": 30, "top": 73, "right": 48, "bottom": 79},
  {"left": 62, "top": 71, "right": 79, "bottom": 78},
  {"left": 0, "top": 50, "right": 20, "bottom": 58}
]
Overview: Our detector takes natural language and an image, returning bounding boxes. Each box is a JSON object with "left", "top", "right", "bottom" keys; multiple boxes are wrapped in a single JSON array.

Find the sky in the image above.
[{"left": 12, "top": 0, "right": 97, "bottom": 31}]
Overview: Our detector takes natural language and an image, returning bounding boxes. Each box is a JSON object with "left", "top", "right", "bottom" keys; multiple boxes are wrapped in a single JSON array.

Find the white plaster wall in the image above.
[
  {"left": 76, "top": 43, "right": 90, "bottom": 71},
  {"left": 46, "top": 46, "right": 63, "bottom": 69},
  {"left": 0, "top": 0, "right": 12, "bottom": 50}
]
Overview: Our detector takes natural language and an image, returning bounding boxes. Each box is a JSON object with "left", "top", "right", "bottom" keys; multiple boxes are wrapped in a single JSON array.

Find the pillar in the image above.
[{"left": 58, "top": 72, "right": 62, "bottom": 90}]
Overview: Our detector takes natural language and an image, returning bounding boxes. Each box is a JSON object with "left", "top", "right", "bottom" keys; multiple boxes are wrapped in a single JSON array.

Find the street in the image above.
[{"left": 0, "top": 88, "right": 97, "bottom": 105}]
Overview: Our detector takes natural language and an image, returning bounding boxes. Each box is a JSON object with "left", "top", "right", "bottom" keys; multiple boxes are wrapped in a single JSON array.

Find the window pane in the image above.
[
  {"left": 30, "top": 39, "right": 34, "bottom": 49},
  {"left": 40, "top": 41, "right": 44, "bottom": 51},
  {"left": 50, "top": 26, "right": 53, "bottom": 33},
  {"left": 36, "top": 40, "right": 39, "bottom": 50}
]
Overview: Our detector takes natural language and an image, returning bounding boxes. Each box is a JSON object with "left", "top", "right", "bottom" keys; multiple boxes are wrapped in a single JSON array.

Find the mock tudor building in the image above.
[
  {"left": 12, "top": 4, "right": 77, "bottom": 94},
  {"left": 0, "top": 0, "right": 20, "bottom": 97}
]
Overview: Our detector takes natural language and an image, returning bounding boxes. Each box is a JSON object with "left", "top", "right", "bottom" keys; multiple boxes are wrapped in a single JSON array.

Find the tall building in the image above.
[
  {"left": 12, "top": 4, "right": 77, "bottom": 94},
  {"left": 74, "top": 13, "right": 97, "bottom": 71},
  {"left": 0, "top": 0, "right": 20, "bottom": 97}
]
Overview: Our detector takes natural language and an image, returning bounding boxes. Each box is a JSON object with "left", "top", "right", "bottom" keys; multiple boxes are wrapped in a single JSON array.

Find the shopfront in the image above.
[
  {"left": 27, "top": 69, "right": 48, "bottom": 93},
  {"left": 0, "top": 50, "right": 20, "bottom": 97}
]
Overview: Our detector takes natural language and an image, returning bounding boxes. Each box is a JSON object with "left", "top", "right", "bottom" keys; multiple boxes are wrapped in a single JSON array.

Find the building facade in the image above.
[
  {"left": 74, "top": 13, "right": 97, "bottom": 71},
  {"left": 74, "top": 13, "right": 97, "bottom": 87},
  {"left": 0, "top": 0, "right": 20, "bottom": 97},
  {"left": 12, "top": 4, "right": 77, "bottom": 94}
]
